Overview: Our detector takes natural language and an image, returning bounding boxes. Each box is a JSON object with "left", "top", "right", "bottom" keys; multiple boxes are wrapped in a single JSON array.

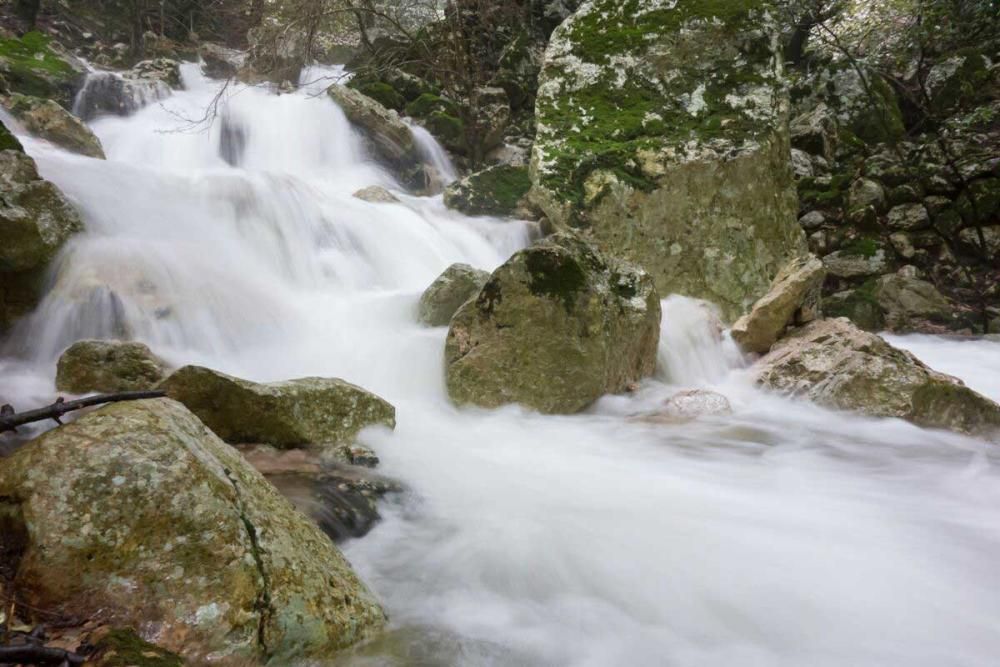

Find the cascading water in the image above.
[{"left": 2, "top": 63, "right": 1000, "bottom": 667}]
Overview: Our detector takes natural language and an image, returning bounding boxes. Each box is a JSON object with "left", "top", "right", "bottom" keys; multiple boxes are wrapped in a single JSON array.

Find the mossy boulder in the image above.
[
  {"left": 418, "top": 263, "right": 490, "bottom": 327},
  {"left": 160, "top": 365, "right": 396, "bottom": 450},
  {"left": 0, "top": 399, "right": 385, "bottom": 664},
  {"left": 87, "top": 628, "right": 185, "bottom": 667},
  {"left": 0, "top": 145, "right": 84, "bottom": 330},
  {"left": 443, "top": 165, "right": 531, "bottom": 217},
  {"left": 56, "top": 340, "right": 167, "bottom": 393},
  {"left": 529, "top": 0, "right": 806, "bottom": 321},
  {"left": 0, "top": 31, "right": 83, "bottom": 108},
  {"left": 732, "top": 254, "right": 825, "bottom": 354},
  {"left": 4, "top": 93, "right": 105, "bottom": 158},
  {"left": 327, "top": 84, "right": 427, "bottom": 191},
  {"left": 754, "top": 318, "right": 1000, "bottom": 438},
  {"left": 803, "top": 63, "right": 905, "bottom": 148},
  {"left": 925, "top": 49, "right": 997, "bottom": 117},
  {"left": 446, "top": 233, "right": 661, "bottom": 414},
  {"left": 823, "top": 283, "right": 886, "bottom": 331}
]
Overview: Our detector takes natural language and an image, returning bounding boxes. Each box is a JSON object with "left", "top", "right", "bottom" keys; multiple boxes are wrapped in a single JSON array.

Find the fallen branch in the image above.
[{"left": 0, "top": 391, "right": 166, "bottom": 434}]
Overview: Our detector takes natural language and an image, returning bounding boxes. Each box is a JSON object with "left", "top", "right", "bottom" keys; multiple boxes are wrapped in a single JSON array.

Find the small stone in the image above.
[
  {"left": 352, "top": 186, "right": 399, "bottom": 203},
  {"left": 822, "top": 246, "right": 891, "bottom": 279},
  {"left": 799, "top": 210, "right": 826, "bottom": 231},
  {"left": 848, "top": 178, "right": 887, "bottom": 213},
  {"left": 638, "top": 390, "right": 733, "bottom": 423}
]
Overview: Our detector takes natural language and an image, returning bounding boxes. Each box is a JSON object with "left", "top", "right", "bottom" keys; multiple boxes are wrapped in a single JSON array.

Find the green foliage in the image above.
[
  {"left": 0, "top": 121, "right": 24, "bottom": 153},
  {"left": 352, "top": 81, "right": 405, "bottom": 111},
  {"left": 405, "top": 93, "right": 459, "bottom": 119}
]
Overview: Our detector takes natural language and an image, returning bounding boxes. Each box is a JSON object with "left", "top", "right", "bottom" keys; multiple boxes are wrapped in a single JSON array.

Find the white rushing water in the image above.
[{"left": 3, "top": 64, "right": 1000, "bottom": 667}]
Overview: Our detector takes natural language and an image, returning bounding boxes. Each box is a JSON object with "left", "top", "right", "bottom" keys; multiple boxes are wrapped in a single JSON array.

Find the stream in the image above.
[{"left": 2, "top": 64, "right": 999, "bottom": 667}]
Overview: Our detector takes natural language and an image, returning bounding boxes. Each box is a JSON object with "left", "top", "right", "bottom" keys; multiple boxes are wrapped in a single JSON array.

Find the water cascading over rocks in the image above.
[{"left": 529, "top": 0, "right": 807, "bottom": 321}]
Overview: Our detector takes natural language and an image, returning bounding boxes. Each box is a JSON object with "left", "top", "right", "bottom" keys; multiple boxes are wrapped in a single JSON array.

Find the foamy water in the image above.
[{"left": 2, "top": 63, "right": 999, "bottom": 667}]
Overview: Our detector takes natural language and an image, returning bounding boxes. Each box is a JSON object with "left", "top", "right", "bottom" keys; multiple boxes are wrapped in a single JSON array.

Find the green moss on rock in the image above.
[
  {"left": 0, "top": 32, "right": 80, "bottom": 107},
  {"left": 445, "top": 233, "right": 661, "bottom": 414},
  {"left": 89, "top": 629, "right": 185, "bottom": 667},
  {"left": 443, "top": 164, "right": 531, "bottom": 217},
  {"left": 529, "top": 0, "right": 805, "bottom": 321}
]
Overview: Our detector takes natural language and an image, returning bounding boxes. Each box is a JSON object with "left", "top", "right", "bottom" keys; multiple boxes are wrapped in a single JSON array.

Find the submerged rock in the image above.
[
  {"left": 418, "top": 263, "right": 491, "bottom": 327},
  {"left": 353, "top": 185, "right": 400, "bottom": 203},
  {"left": 0, "top": 144, "right": 84, "bottom": 330},
  {"left": 56, "top": 339, "right": 167, "bottom": 393},
  {"left": 732, "top": 255, "right": 825, "bottom": 354},
  {"left": 754, "top": 318, "right": 1000, "bottom": 438},
  {"left": 637, "top": 389, "right": 733, "bottom": 424},
  {"left": 0, "top": 399, "right": 385, "bottom": 664},
  {"left": 443, "top": 165, "right": 532, "bottom": 217},
  {"left": 446, "top": 233, "right": 661, "bottom": 414},
  {"left": 4, "top": 93, "right": 105, "bottom": 158},
  {"left": 529, "top": 0, "right": 805, "bottom": 321},
  {"left": 160, "top": 365, "right": 396, "bottom": 449}
]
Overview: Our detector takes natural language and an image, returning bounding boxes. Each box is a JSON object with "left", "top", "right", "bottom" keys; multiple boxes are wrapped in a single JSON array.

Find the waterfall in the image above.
[
  {"left": 73, "top": 70, "right": 173, "bottom": 121},
  {"left": 3, "top": 62, "right": 1000, "bottom": 667}
]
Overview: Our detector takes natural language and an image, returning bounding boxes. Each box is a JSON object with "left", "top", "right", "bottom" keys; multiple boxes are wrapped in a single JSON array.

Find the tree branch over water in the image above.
[{"left": 0, "top": 391, "right": 166, "bottom": 434}]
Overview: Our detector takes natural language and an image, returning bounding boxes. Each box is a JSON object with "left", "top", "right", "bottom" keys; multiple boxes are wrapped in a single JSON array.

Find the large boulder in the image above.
[
  {"left": 418, "top": 263, "right": 491, "bottom": 327},
  {"left": 56, "top": 340, "right": 167, "bottom": 393},
  {"left": 446, "top": 233, "right": 661, "bottom": 413},
  {"left": 0, "top": 143, "right": 84, "bottom": 330},
  {"left": 0, "top": 399, "right": 385, "bottom": 663},
  {"left": 4, "top": 93, "right": 105, "bottom": 158},
  {"left": 160, "top": 365, "right": 396, "bottom": 450},
  {"left": 754, "top": 318, "right": 1000, "bottom": 438},
  {"left": 72, "top": 60, "right": 180, "bottom": 121},
  {"left": 327, "top": 85, "right": 427, "bottom": 191},
  {"left": 732, "top": 255, "right": 825, "bottom": 354},
  {"left": 0, "top": 31, "right": 85, "bottom": 108},
  {"left": 529, "top": 0, "right": 806, "bottom": 321},
  {"left": 443, "top": 165, "right": 532, "bottom": 217}
]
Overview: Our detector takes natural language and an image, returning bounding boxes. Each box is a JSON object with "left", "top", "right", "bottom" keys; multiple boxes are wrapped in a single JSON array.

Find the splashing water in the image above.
[{"left": 2, "top": 63, "right": 1000, "bottom": 667}]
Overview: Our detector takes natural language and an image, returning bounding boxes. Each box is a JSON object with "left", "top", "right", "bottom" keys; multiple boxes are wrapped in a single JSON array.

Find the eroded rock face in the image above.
[
  {"left": 160, "top": 365, "right": 396, "bottom": 450},
  {"left": 418, "top": 263, "right": 490, "bottom": 327},
  {"left": 873, "top": 271, "right": 953, "bottom": 332},
  {"left": 754, "top": 318, "right": 1000, "bottom": 438},
  {"left": 529, "top": 0, "right": 806, "bottom": 321},
  {"left": 446, "top": 233, "right": 661, "bottom": 414},
  {"left": 327, "top": 85, "right": 426, "bottom": 191},
  {"left": 732, "top": 255, "right": 825, "bottom": 354},
  {"left": 0, "top": 399, "right": 385, "bottom": 664},
  {"left": 4, "top": 94, "right": 105, "bottom": 158},
  {"left": 199, "top": 42, "right": 247, "bottom": 79},
  {"left": 0, "top": 144, "right": 84, "bottom": 330},
  {"left": 56, "top": 339, "right": 167, "bottom": 393}
]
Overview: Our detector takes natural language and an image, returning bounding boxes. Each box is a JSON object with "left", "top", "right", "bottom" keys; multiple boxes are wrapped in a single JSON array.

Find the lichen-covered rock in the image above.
[
  {"left": 873, "top": 271, "right": 952, "bottom": 332},
  {"left": 790, "top": 104, "right": 837, "bottom": 160},
  {"left": 4, "top": 93, "right": 105, "bottom": 158},
  {"left": 0, "top": 145, "right": 84, "bottom": 330},
  {"left": 529, "top": 0, "right": 806, "bottom": 321},
  {"left": 418, "top": 263, "right": 490, "bottom": 327},
  {"left": 886, "top": 203, "right": 931, "bottom": 231},
  {"left": 327, "top": 84, "right": 426, "bottom": 191},
  {"left": 799, "top": 63, "right": 905, "bottom": 147},
  {"left": 352, "top": 185, "right": 400, "bottom": 203},
  {"left": 754, "top": 318, "right": 1000, "bottom": 438},
  {"left": 161, "top": 365, "right": 396, "bottom": 449},
  {"left": 130, "top": 59, "right": 183, "bottom": 90},
  {"left": 925, "top": 49, "right": 996, "bottom": 116},
  {"left": 959, "top": 225, "right": 1000, "bottom": 259},
  {"left": 55, "top": 340, "right": 167, "bottom": 393},
  {"left": 443, "top": 165, "right": 531, "bottom": 217},
  {"left": 847, "top": 178, "right": 887, "bottom": 214},
  {"left": 732, "top": 255, "right": 825, "bottom": 354},
  {"left": 446, "top": 233, "right": 661, "bottom": 414},
  {"left": 0, "top": 399, "right": 385, "bottom": 664}
]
